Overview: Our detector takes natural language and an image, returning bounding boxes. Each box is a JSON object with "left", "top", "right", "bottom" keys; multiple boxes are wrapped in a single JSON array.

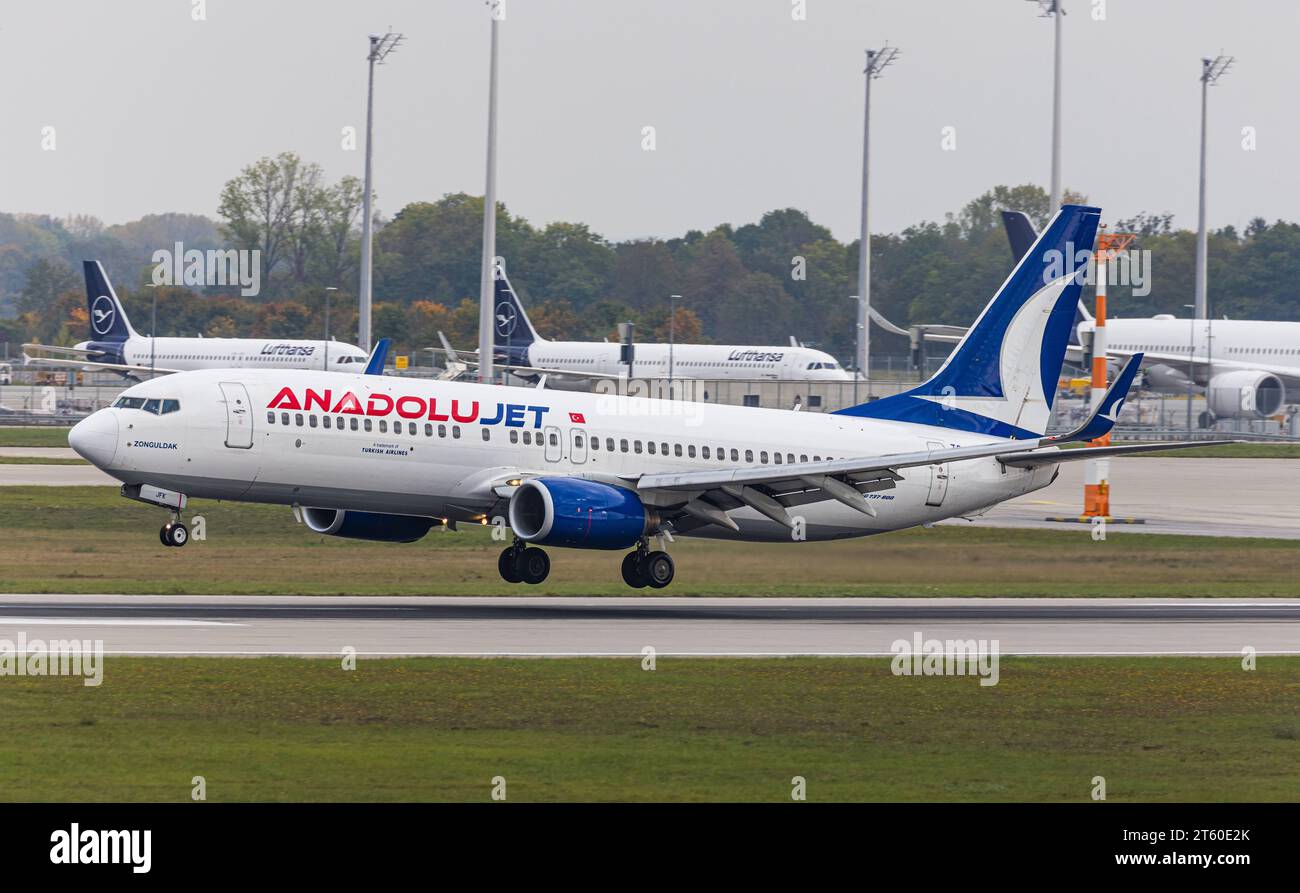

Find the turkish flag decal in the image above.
[{"left": 569, "top": 411, "right": 586, "bottom": 424}]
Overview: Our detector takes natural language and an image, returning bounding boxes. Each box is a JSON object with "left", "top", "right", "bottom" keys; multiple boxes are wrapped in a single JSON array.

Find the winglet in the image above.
[
  {"left": 1050, "top": 353, "right": 1143, "bottom": 443},
  {"left": 364, "top": 338, "right": 391, "bottom": 376}
]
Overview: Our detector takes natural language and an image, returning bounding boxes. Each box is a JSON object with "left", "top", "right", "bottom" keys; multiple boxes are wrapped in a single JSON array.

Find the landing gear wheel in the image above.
[
  {"left": 643, "top": 551, "right": 675, "bottom": 589},
  {"left": 498, "top": 547, "right": 523, "bottom": 583},
  {"left": 160, "top": 523, "right": 173, "bottom": 547},
  {"left": 516, "top": 547, "right": 550, "bottom": 585},
  {"left": 163, "top": 521, "right": 188, "bottom": 548},
  {"left": 621, "top": 551, "right": 648, "bottom": 588}
]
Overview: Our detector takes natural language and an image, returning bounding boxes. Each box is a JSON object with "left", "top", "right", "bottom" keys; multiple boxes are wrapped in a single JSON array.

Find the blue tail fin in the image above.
[
  {"left": 1000, "top": 210, "right": 1038, "bottom": 263},
  {"left": 492, "top": 266, "right": 540, "bottom": 359},
  {"left": 364, "top": 338, "right": 391, "bottom": 375},
  {"left": 84, "top": 261, "right": 136, "bottom": 342},
  {"left": 835, "top": 204, "right": 1101, "bottom": 438}
]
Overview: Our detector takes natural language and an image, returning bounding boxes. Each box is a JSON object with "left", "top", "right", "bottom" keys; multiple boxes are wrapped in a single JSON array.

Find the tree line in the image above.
[{"left": 3, "top": 153, "right": 1299, "bottom": 365}]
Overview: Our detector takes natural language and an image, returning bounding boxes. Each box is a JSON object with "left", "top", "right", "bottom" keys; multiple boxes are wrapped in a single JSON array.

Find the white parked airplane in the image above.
[
  {"left": 69, "top": 206, "right": 1222, "bottom": 588},
  {"left": 1001, "top": 211, "right": 1299, "bottom": 423},
  {"left": 24, "top": 261, "right": 368, "bottom": 377},
  {"left": 460, "top": 267, "right": 851, "bottom": 388}
]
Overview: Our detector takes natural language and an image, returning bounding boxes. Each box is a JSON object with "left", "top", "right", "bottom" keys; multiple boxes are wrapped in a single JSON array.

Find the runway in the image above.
[
  {"left": 0, "top": 595, "right": 1295, "bottom": 657},
  {"left": 948, "top": 457, "right": 1300, "bottom": 539}
]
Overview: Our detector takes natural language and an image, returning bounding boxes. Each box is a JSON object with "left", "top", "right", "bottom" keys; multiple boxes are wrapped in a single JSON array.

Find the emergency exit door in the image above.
[
  {"left": 924, "top": 440, "right": 949, "bottom": 507},
  {"left": 219, "top": 382, "right": 254, "bottom": 449}
]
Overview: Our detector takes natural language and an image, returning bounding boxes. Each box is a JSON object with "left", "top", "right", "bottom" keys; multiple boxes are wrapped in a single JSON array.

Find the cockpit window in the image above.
[{"left": 113, "top": 396, "right": 180, "bottom": 414}]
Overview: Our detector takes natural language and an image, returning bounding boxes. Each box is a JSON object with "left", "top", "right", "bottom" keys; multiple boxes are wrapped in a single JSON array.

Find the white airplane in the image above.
[
  {"left": 69, "top": 206, "right": 1223, "bottom": 588},
  {"left": 24, "top": 261, "right": 368, "bottom": 377},
  {"left": 1001, "top": 211, "right": 1298, "bottom": 423},
  {"left": 454, "top": 267, "right": 851, "bottom": 388}
]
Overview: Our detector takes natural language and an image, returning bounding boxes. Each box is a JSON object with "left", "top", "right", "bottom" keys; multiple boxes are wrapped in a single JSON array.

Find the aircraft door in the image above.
[
  {"left": 544, "top": 425, "right": 563, "bottom": 463},
  {"left": 219, "top": 382, "right": 254, "bottom": 449},
  {"left": 924, "top": 440, "right": 949, "bottom": 507},
  {"left": 570, "top": 428, "right": 588, "bottom": 464}
]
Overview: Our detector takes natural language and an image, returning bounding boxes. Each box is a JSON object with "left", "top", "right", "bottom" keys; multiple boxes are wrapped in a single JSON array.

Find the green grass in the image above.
[
  {"left": 1, "top": 486, "right": 1298, "bottom": 596},
  {"left": 0, "top": 456, "right": 86, "bottom": 465},
  {"left": 1, "top": 657, "right": 1295, "bottom": 801},
  {"left": 0, "top": 426, "right": 72, "bottom": 447}
]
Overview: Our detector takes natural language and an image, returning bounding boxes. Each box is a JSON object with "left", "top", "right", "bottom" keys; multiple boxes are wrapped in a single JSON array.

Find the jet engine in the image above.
[
  {"left": 508, "top": 478, "right": 654, "bottom": 549},
  {"left": 301, "top": 507, "right": 436, "bottom": 543},
  {"left": 1207, "top": 371, "right": 1285, "bottom": 419}
]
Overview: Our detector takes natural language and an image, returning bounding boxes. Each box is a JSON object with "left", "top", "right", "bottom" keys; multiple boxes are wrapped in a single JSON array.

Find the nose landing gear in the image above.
[
  {"left": 160, "top": 516, "right": 189, "bottom": 548},
  {"left": 497, "top": 541, "right": 551, "bottom": 585}
]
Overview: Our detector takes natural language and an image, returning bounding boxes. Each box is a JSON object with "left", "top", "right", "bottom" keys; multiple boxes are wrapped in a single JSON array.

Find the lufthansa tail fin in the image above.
[
  {"left": 835, "top": 204, "right": 1101, "bottom": 438},
  {"left": 84, "top": 261, "right": 137, "bottom": 342},
  {"left": 492, "top": 266, "right": 541, "bottom": 353}
]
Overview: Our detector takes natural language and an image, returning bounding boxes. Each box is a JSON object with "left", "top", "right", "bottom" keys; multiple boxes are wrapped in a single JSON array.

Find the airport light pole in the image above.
[
  {"left": 669, "top": 294, "right": 681, "bottom": 396},
  {"left": 478, "top": 3, "right": 504, "bottom": 385},
  {"left": 1027, "top": 1, "right": 1065, "bottom": 209},
  {"left": 848, "top": 295, "right": 861, "bottom": 406},
  {"left": 1184, "top": 303, "right": 1196, "bottom": 433},
  {"left": 323, "top": 286, "right": 337, "bottom": 370},
  {"left": 857, "top": 46, "right": 899, "bottom": 394},
  {"left": 358, "top": 30, "right": 403, "bottom": 354},
  {"left": 146, "top": 284, "right": 158, "bottom": 375},
  {"left": 1195, "top": 54, "right": 1233, "bottom": 320}
]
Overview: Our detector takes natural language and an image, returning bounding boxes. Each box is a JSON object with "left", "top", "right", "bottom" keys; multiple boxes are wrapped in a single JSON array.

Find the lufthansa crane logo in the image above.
[
  {"left": 91, "top": 295, "right": 116, "bottom": 336},
  {"left": 495, "top": 301, "right": 518, "bottom": 337}
]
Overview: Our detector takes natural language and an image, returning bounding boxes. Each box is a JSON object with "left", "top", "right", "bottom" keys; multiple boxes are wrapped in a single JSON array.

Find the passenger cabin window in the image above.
[
  {"left": 482, "top": 428, "right": 491, "bottom": 441},
  {"left": 295, "top": 413, "right": 304, "bottom": 426},
  {"left": 282, "top": 412, "right": 290, "bottom": 425},
  {"left": 267, "top": 411, "right": 275, "bottom": 423}
]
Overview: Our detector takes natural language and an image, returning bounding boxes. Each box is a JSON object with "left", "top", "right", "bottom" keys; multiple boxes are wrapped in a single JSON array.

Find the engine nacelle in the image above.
[
  {"left": 508, "top": 478, "right": 651, "bottom": 550},
  {"left": 1142, "top": 363, "right": 1197, "bottom": 394},
  {"left": 1207, "top": 371, "right": 1285, "bottom": 419},
  {"left": 301, "top": 507, "right": 435, "bottom": 543}
]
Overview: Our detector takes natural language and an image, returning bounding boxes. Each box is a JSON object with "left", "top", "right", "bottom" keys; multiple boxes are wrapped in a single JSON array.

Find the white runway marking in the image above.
[{"left": 0, "top": 617, "right": 244, "bottom": 627}]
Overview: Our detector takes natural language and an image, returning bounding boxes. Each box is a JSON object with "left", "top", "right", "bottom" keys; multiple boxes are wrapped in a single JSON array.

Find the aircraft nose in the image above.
[{"left": 68, "top": 410, "right": 119, "bottom": 468}]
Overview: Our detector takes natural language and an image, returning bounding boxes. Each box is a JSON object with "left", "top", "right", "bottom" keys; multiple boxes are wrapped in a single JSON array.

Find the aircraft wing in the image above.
[
  {"left": 997, "top": 440, "right": 1240, "bottom": 468},
  {"left": 22, "top": 342, "right": 101, "bottom": 357},
  {"left": 626, "top": 357, "right": 1150, "bottom": 530},
  {"left": 22, "top": 355, "right": 180, "bottom": 376}
]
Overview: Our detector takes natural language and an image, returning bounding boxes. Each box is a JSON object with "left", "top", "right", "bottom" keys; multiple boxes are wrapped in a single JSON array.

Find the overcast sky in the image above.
[{"left": 4, "top": 0, "right": 1297, "bottom": 242}]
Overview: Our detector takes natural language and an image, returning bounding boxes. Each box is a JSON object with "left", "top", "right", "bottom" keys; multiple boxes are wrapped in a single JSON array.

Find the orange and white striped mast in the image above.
[{"left": 1082, "top": 226, "right": 1135, "bottom": 518}]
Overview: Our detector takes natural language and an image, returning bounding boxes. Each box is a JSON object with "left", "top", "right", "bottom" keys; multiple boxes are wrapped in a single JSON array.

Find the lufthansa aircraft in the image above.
[
  {"left": 68, "top": 206, "right": 1223, "bottom": 588},
  {"left": 25, "top": 261, "right": 368, "bottom": 377},
  {"left": 469, "top": 268, "right": 851, "bottom": 387}
]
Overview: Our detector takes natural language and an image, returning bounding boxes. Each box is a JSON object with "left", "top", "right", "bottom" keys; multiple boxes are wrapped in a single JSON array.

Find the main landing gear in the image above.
[
  {"left": 621, "top": 541, "right": 674, "bottom": 590},
  {"left": 497, "top": 541, "right": 551, "bottom": 585},
  {"left": 160, "top": 516, "right": 189, "bottom": 548}
]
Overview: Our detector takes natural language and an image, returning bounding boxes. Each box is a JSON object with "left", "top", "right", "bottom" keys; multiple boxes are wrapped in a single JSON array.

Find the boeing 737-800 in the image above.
[
  {"left": 68, "top": 206, "right": 1221, "bottom": 588},
  {"left": 25, "top": 261, "right": 368, "bottom": 377}
]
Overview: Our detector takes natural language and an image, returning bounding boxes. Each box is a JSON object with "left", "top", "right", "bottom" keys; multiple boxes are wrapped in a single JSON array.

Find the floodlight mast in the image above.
[
  {"left": 1027, "top": 0, "right": 1065, "bottom": 211},
  {"left": 358, "top": 29, "right": 404, "bottom": 353},
  {"left": 856, "top": 45, "right": 899, "bottom": 391},
  {"left": 478, "top": 2, "right": 505, "bottom": 384},
  {"left": 1195, "top": 54, "right": 1233, "bottom": 320}
]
